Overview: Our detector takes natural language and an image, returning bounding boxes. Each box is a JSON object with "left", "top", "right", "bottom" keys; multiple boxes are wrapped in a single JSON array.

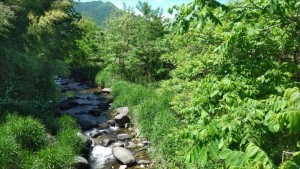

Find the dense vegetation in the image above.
[
  {"left": 95, "top": 0, "right": 300, "bottom": 168},
  {"left": 0, "top": 0, "right": 299, "bottom": 168},
  {"left": 0, "top": 0, "right": 84, "bottom": 168}
]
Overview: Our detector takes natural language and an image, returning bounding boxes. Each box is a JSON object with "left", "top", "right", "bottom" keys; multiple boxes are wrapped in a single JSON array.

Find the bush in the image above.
[
  {"left": 19, "top": 115, "right": 83, "bottom": 169},
  {"left": 95, "top": 69, "right": 122, "bottom": 87},
  {"left": 3, "top": 114, "right": 49, "bottom": 152},
  {"left": 0, "top": 129, "right": 22, "bottom": 169},
  {"left": 58, "top": 115, "right": 79, "bottom": 131},
  {"left": 56, "top": 128, "right": 84, "bottom": 154},
  {"left": 32, "top": 144, "right": 76, "bottom": 169},
  {"left": 111, "top": 80, "right": 153, "bottom": 108}
]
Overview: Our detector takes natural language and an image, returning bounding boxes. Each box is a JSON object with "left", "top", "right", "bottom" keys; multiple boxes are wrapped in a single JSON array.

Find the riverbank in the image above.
[
  {"left": 55, "top": 77, "right": 153, "bottom": 169},
  {"left": 95, "top": 73, "right": 185, "bottom": 168}
]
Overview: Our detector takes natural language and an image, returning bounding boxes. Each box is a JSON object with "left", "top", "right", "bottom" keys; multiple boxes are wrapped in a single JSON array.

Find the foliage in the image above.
[
  {"left": 0, "top": 130, "right": 22, "bottom": 169},
  {"left": 2, "top": 114, "right": 48, "bottom": 152},
  {"left": 160, "top": 0, "right": 300, "bottom": 168},
  {"left": 103, "top": 3, "right": 170, "bottom": 82}
]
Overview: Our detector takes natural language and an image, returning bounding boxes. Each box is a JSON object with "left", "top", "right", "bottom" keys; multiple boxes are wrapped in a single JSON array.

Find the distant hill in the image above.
[{"left": 74, "top": 1, "right": 119, "bottom": 26}]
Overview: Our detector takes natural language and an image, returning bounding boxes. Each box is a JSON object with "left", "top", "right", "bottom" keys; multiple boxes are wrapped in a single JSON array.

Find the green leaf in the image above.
[
  {"left": 279, "top": 160, "right": 299, "bottom": 169},
  {"left": 208, "top": 141, "right": 219, "bottom": 160},
  {"left": 219, "top": 149, "right": 246, "bottom": 167},
  {"left": 295, "top": 2, "right": 300, "bottom": 9},
  {"left": 199, "top": 147, "right": 208, "bottom": 167}
]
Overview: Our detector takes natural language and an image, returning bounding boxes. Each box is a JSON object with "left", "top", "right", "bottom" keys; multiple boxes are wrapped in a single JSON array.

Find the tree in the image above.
[{"left": 103, "top": 3, "right": 168, "bottom": 82}]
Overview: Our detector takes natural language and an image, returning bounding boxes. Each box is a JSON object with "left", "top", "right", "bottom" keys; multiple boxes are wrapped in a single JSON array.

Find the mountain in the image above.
[{"left": 74, "top": 1, "right": 119, "bottom": 26}]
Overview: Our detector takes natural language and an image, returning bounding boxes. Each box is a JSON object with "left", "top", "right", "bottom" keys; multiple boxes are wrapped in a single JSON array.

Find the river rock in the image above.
[
  {"left": 102, "top": 138, "right": 116, "bottom": 147},
  {"left": 117, "top": 134, "right": 130, "bottom": 141},
  {"left": 114, "top": 114, "right": 130, "bottom": 128},
  {"left": 90, "top": 130, "right": 103, "bottom": 138},
  {"left": 142, "top": 141, "right": 150, "bottom": 146},
  {"left": 107, "top": 120, "right": 115, "bottom": 126},
  {"left": 137, "top": 160, "right": 150, "bottom": 165},
  {"left": 99, "top": 122, "right": 110, "bottom": 129},
  {"left": 119, "top": 165, "right": 127, "bottom": 169},
  {"left": 126, "top": 142, "right": 136, "bottom": 149},
  {"left": 112, "top": 147, "right": 136, "bottom": 166},
  {"left": 75, "top": 156, "right": 90, "bottom": 169},
  {"left": 112, "top": 142, "right": 125, "bottom": 148},
  {"left": 102, "top": 88, "right": 112, "bottom": 94},
  {"left": 116, "top": 107, "right": 129, "bottom": 116}
]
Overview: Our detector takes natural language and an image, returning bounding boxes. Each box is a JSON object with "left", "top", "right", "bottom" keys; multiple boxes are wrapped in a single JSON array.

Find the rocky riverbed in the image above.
[{"left": 55, "top": 77, "right": 152, "bottom": 169}]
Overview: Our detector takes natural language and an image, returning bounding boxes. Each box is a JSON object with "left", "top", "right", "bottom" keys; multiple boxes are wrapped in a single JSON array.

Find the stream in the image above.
[{"left": 54, "top": 77, "right": 152, "bottom": 169}]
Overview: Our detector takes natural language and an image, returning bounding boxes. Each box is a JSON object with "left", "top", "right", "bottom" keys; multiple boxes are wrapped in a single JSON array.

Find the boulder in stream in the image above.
[
  {"left": 102, "top": 138, "right": 116, "bottom": 147},
  {"left": 117, "top": 134, "right": 130, "bottom": 141},
  {"left": 119, "top": 165, "right": 127, "bottom": 169},
  {"left": 74, "top": 156, "right": 90, "bottom": 169},
  {"left": 102, "top": 88, "right": 112, "bottom": 94},
  {"left": 137, "top": 160, "right": 150, "bottom": 165},
  {"left": 99, "top": 122, "right": 110, "bottom": 129},
  {"left": 116, "top": 107, "right": 129, "bottom": 116},
  {"left": 114, "top": 114, "right": 130, "bottom": 128},
  {"left": 112, "top": 147, "right": 136, "bottom": 166}
]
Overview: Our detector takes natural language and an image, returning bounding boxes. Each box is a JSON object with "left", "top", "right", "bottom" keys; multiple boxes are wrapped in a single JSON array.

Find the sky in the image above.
[{"left": 76, "top": 0, "right": 227, "bottom": 18}]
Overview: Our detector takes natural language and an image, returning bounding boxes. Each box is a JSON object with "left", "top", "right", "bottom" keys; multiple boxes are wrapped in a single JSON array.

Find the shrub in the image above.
[
  {"left": 3, "top": 114, "right": 48, "bottom": 152},
  {"left": 0, "top": 129, "right": 22, "bottom": 169},
  {"left": 58, "top": 115, "right": 79, "bottom": 131},
  {"left": 112, "top": 80, "right": 153, "bottom": 108},
  {"left": 32, "top": 145, "right": 75, "bottom": 169},
  {"left": 56, "top": 128, "right": 84, "bottom": 154}
]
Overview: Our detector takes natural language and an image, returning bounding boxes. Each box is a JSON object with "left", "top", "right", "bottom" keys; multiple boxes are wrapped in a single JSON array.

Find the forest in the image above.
[{"left": 0, "top": 0, "right": 299, "bottom": 168}]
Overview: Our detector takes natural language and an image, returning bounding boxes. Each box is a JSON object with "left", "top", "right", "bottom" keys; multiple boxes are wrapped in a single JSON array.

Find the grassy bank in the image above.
[
  {"left": 0, "top": 113, "right": 84, "bottom": 169},
  {"left": 96, "top": 71, "right": 187, "bottom": 168}
]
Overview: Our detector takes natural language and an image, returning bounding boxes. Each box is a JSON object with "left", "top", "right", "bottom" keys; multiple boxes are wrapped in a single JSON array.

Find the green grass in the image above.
[
  {"left": 0, "top": 113, "right": 84, "bottom": 169},
  {"left": 3, "top": 114, "right": 49, "bottom": 152},
  {"left": 0, "top": 131, "right": 22, "bottom": 169},
  {"left": 96, "top": 70, "right": 185, "bottom": 167}
]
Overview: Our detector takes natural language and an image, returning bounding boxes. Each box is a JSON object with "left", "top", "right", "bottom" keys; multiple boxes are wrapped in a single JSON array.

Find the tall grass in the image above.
[
  {"left": 96, "top": 71, "right": 185, "bottom": 167},
  {"left": 0, "top": 113, "right": 84, "bottom": 169},
  {"left": 3, "top": 114, "right": 49, "bottom": 152},
  {"left": 0, "top": 129, "right": 22, "bottom": 169}
]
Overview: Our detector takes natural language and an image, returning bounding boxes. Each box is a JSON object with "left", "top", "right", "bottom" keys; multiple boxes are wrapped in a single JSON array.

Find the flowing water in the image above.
[{"left": 55, "top": 77, "right": 151, "bottom": 169}]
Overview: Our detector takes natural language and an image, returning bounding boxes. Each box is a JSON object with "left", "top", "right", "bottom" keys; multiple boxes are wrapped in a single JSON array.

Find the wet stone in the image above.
[
  {"left": 137, "top": 160, "right": 150, "bottom": 165},
  {"left": 102, "top": 138, "right": 116, "bottom": 147},
  {"left": 107, "top": 120, "right": 115, "bottom": 126},
  {"left": 99, "top": 122, "right": 110, "bottom": 129},
  {"left": 117, "top": 134, "right": 130, "bottom": 141},
  {"left": 90, "top": 130, "right": 103, "bottom": 138}
]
